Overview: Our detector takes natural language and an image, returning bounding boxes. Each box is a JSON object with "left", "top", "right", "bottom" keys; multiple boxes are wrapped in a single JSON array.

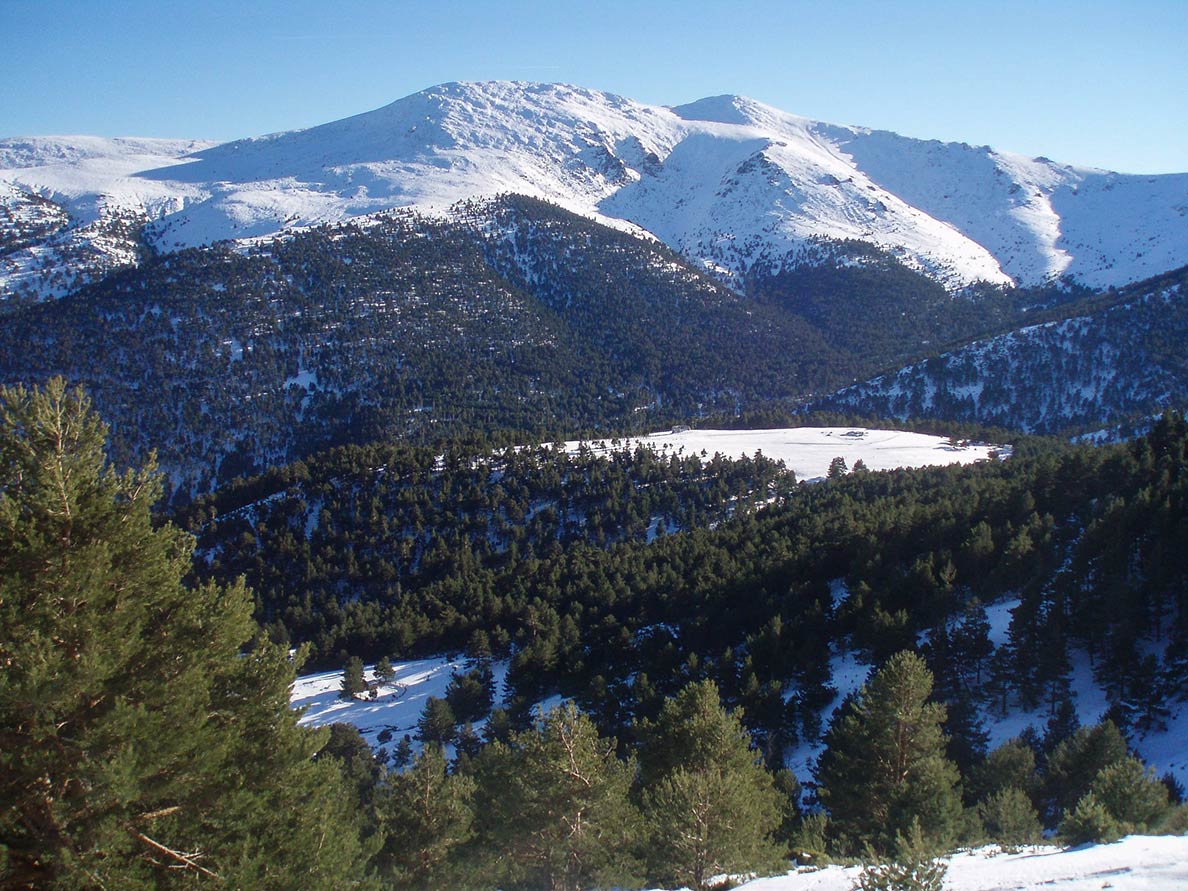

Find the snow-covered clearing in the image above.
[
  {"left": 731, "top": 836, "right": 1188, "bottom": 891},
  {"left": 564, "top": 426, "right": 1004, "bottom": 482},
  {"left": 291, "top": 656, "right": 508, "bottom": 750}
]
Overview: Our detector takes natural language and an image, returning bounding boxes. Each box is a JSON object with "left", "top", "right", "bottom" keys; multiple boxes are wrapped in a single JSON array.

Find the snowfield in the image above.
[
  {"left": 563, "top": 427, "right": 1005, "bottom": 482},
  {"left": 5, "top": 81, "right": 1186, "bottom": 300},
  {"left": 732, "top": 836, "right": 1188, "bottom": 891},
  {"left": 291, "top": 656, "right": 508, "bottom": 750}
]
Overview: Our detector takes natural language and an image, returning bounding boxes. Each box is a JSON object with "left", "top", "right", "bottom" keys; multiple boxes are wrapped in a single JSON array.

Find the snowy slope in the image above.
[
  {"left": 0, "top": 136, "right": 214, "bottom": 299},
  {"left": 563, "top": 426, "right": 1003, "bottom": 482},
  {"left": 4, "top": 81, "right": 1185, "bottom": 300},
  {"left": 735, "top": 836, "right": 1188, "bottom": 891},
  {"left": 818, "top": 124, "right": 1188, "bottom": 289},
  {"left": 291, "top": 656, "right": 509, "bottom": 751}
]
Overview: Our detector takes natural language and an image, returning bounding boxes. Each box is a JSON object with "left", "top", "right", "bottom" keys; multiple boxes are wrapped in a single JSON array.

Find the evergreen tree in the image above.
[
  {"left": 817, "top": 651, "right": 962, "bottom": 855},
  {"left": 1060, "top": 792, "right": 1124, "bottom": 845},
  {"left": 341, "top": 656, "right": 367, "bottom": 699},
  {"left": 1043, "top": 721, "right": 1129, "bottom": 823},
  {"left": 0, "top": 379, "right": 371, "bottom": 890},
  {"left": 469, "top": 702, "right": 641, "bottom": 891},
  {"left": 1088, "top": 756, "right": 1170, "bottom": 832},
  {"left": 968, "top": 738, "right": 1038, "bottom": 808},
  {"left": 942, "top": 685, "right": 989, "bottom": 778},
  {"left": 854, "top": 821, "right": 948, "bottom": 891},
  {"left": 392, "top": 735, "right": 415, "bottom": 770},
  {"left": 977, "top": 788, "right": 1042, "bottom": 847},
  {"left": 416, "top": 697, "right": 457, "bottom": 746},
  {"left": 638, "top": 680, "right": 784, "bottom": 891},
  {"left": 375, "top": 656, "right": 396, "bottom": 683},
  {"left": 377, "top": 744, "right": 474, "bottom": 891}
]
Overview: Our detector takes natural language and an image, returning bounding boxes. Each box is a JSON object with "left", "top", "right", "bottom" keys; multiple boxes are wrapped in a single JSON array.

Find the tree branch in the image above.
[{"left": 126, "top": 826, "right": 222, "bottom": 881}]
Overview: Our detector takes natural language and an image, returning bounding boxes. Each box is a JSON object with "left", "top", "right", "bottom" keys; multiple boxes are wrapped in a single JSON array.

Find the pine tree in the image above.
[
  {"left": 378, "top": 744, "right": 474, "bottom": 891},
  {"left": 1088, "top": 756, "right": 1170, "bottom": 832},
  {"left": 341, "top": 655, "right": 367, "bottom": 699},
  {"left": 1060, "top": 792, "right": 1124, "bottom": 845},
  {"left": 977, "top": 788, "right": 1042, "bottom": 846},
  {"left": 375, "top": 656, "right": 396, "bottom": 683},
  {"left": 416, "top": 696, "right": 457, "bottom": 746},
  {"left": 968, "top": 738, "right": 1038, "bottom": 808},
  {"left": 1043, "top": 721, "right": 1129, "bottom": 823},
  {"left": 0, "top": 379, "right": 372, "bottom": 890},
  {"left": 638, "top": 679, "right": 784, "bottom": 890},
  {"left": 817, "top": 651, "right": 962, "bottom": 855},
  {"left": 854, "top": 821, "right": 948, "bottom": 891},
  {"left": 469, "top": 702, "right": 641, "bottom": 891}
]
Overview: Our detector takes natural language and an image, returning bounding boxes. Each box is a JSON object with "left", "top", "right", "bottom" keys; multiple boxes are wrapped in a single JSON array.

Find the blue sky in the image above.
[{"left": 2, "top": 0, "right": 1185, "bottom": 173}]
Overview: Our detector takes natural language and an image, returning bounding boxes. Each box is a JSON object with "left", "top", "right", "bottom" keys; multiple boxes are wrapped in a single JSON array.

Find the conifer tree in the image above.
[
  {"left": 469, "top": 702, "right": 640, "bottom": 891},
  {"left": 1043, "top": 721, "right": 1129, "bottom": 823},
  {"left": 638, "top": 679, "right": 784, "bottom": 890},
  {"left": 968, "top": 738, "right": 1038, "bottom": 808},
  {"left": 375, "top": 656, "right": 396, "bottom": 683},
  {"left": 817, "top": 651, "right": 962, "bottom": 855},
  {"left": 416, "top": 696, "right": 457, "bottom": 745},
  {"left": 0, "top": 379, "right": 371, "bottom": 890},
  {"left": 977, "top": 788, "right": 1042, "bottom": 846},
  {"left": 1087, "top": 756, "right": 1170, "bottom": 832},
  {"left": 341, "top": 655, "right": 367, "bottom": 699},
  {"left": 378, "top": 744, "right": 474, "bottom": 891}
]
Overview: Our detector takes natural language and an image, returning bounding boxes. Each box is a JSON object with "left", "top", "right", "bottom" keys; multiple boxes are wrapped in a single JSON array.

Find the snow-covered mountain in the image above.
[{"left": 3, "top": 80, "right": 1186, "bottom": 301}]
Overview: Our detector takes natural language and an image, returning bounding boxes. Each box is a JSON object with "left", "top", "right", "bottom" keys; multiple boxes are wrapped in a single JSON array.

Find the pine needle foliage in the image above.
[
  {"left": 0, "top": 379, "right": 371, "bottom": 891},
  {"left": 469, "top": 702, "right": 641, "bottom": 891},
  {"left": 638, "top": 680, "right": 785, "bottom": 891},
  {"left": 817, "top": 651, "right": 962, "bottom": 856}
]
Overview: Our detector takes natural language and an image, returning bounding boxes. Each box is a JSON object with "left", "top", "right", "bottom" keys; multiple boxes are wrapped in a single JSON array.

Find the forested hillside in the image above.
[
  {"left": 815, "top": 265, "right": 1188, "bottom": 434},
  {"left": 7, "top": 384, "right": 1188, "bottom": 889},
  {"left": 190, "top": 411, "right": 1188, "bottom": 769},
  {"left": 0, "top": 195, "right": 1155, "bottom": 505}
]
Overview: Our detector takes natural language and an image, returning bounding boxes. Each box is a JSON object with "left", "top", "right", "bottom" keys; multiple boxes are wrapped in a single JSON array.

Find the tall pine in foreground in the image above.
[
  {"left": 638, "top": 680, "right": 784, "bottom": 891},
  {"left": 817, "top": 651, "right": 962, "bottom": 856},
  {"left": 377, "top": 744, "right": 474, "bottom": 891},
  {"left": 469, "top": 702, "right": 641, "bottom": 891},
  {"left": 0, "top": 380, "right": 372, "bottom": 890}
]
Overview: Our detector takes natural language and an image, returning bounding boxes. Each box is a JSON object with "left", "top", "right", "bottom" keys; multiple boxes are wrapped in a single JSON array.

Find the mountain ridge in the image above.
[{"left": 3, "top": 80, "right": 1186, "bottom": 302}]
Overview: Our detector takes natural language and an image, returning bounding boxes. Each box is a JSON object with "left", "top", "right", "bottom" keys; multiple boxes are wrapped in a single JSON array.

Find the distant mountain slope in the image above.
[
  {"left": 3, "top": 81, "right": 1185, "bottom": 301},
  {"left": 0, "top": 137, "right": 213, "bottom": 300},
  {"left": 0, "top": 199, "right": 868, "bottom": 498},
  {"left": 813, "top": 266, "right": 1188, "bottom": 434}
]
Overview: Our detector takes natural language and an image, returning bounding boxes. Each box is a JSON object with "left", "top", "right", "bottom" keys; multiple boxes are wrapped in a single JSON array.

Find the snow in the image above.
[
  {"left": 5, "top": 81, "right": 1185, "bottom": 300},
  {"left": 821, "top": 278, "right": 1186, "bottom": 435},
  {"left": 562, "top": 427, "right": 1003, "bottom": 482},
  {"left": 783, "top": 643, "right": 872, "bottom": 782},
  {"left": 731, "top": 836, "right": 1188, "bottom": 891},
  {"left": 290, "top": 656, "right": 508, "bottom": 750}
]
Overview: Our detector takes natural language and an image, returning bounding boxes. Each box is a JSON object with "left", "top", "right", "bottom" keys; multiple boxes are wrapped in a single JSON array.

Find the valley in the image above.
[{"left": 4, "top": 76, "right": 1187, "bottom": 891}]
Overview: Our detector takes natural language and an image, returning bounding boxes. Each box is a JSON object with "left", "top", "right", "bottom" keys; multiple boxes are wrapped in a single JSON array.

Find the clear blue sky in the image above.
[{"left": 2, "top": 0, "right": 1185, "bottom": 173}]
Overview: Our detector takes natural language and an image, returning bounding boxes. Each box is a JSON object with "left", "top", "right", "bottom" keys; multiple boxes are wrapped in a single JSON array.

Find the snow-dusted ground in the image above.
[
  {"left": 5, "top": 81, "right": 1186, "bottom": 300},
  {"left": 291, "top": 656, "right": 508, "bottom": 750},
  {"left": 563, "top": 427, "right": 1004, "bottom": 482},
  {"left": 733, "top": 836, "right": 1188, "bottom": 891}
]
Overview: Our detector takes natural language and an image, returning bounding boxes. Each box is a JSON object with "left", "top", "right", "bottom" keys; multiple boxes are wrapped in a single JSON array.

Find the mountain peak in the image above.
[
  {"left": 3, "top": 80, "right": 1186, "bottom": 302},
  {"left": 671, "top": 94, "right": 754, "bottom": 126}
]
